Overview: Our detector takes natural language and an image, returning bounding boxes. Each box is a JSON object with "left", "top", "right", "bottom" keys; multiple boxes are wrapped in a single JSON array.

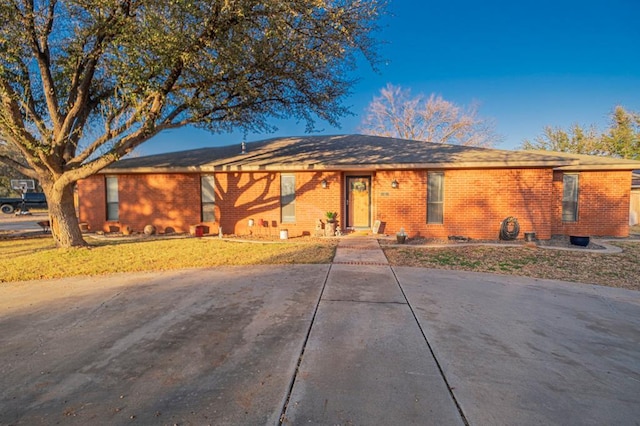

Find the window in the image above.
[
  {"left": 281, "top": 174, "right": 296, "bottom": 223},
  {"left": 427, "top": 172, "right": 444, "bottom": 224},
  {"left": 562, "top": 174, "right": 579, "bottom": 222},
  {"left": 201, "top": 175, "right": 216, "bottom": 222},
  {"left": 105, "top": 176, "right": 119, "bottom": 221}
]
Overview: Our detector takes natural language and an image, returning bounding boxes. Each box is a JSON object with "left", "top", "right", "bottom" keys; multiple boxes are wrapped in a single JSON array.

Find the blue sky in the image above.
[{"left": 142, "top": 0, "right": 640, "bottom": 155}]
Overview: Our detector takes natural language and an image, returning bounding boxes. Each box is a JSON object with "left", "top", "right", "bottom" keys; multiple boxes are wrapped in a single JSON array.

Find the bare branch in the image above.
[
  {"left": 22, "top": 0, "right": 63, "bottom": 132},
  {"left": 14, "top": 59, "right": 50, "bottom": 139},
  {"left": 360, "top": 84, "right": 499, "bottom": 148}
]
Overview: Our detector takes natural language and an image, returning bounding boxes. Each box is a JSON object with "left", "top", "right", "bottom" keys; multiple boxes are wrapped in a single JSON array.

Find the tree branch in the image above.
[
  {"left": 14, "top": 59, "right": 50, "bottom": 140},
  {"left": 22, "top": 0, "right": 63, "bottom": 132},
  {"left": 57, "top": 13, "right": 124, "bottom": 148},
  {"left": 0, "top": 154, "right": 37, "bottom": 178}
]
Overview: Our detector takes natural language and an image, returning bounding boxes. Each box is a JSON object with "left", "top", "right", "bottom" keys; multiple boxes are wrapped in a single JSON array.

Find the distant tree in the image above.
[
  {"left": 359, "top": 84, "right": 501, "bottom": 147},
  {"left": 521, "top": 106, "right": 640, "bottom": 160},
  {"left": 601, "top": 106, "right": 640, "bottom": 160},
  {"left": 520, "top": 124, "right": 601, "bottom": 155},
  {"left": 0, "top": 0, "right": 382, "bottom": 247},
  {"left": 0, "top": 140, "right": 29, "bottom": 197}
]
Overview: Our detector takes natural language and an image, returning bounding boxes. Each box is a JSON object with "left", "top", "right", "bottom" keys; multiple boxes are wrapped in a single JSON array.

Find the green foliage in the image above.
[
  {"left": 601, "top": 106, "right": 640, "bottom": 160},
  {"left": 520, "top": 124, "right": 600, "bottom": 154},
  {"left": 521, "top": 106, "right": 640, "bottom": 159},
  {"left": 1, "top": 0, "right": 382, "bottom": 158}
]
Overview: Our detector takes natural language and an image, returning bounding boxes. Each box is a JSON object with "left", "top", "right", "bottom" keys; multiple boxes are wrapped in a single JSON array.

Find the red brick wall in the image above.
[
  {"left": 77, "top": 175, "right": 106, "bottom": 231},
  {"left": 118, "top": 174, "right": 201, "bottom": 233},
  {"left": 373, "top": 170, "right": 427, "bottom": 236},
  {"left": 79, "top": 171, "right": 344, "bottom": 237},
  {"left": 77, "top": 168, "right": 632, "bottom": 239},
  {"left": 78, "top": 174, "right": 201, "bottom": 233},
  {"left": 375, "top": 168, "right": 555, "bottom": 240},
  {"left": 551, "top": 170, "right": 630, "bottom": 237},
  {"left": 214, "top": 171, "right": 342, "bottom": 236}
]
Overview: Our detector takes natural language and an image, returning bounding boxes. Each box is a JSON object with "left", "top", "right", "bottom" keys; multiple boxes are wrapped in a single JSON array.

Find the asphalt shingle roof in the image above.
[{"left": 105, "top": 134, "right": 640, "bottom": 173}]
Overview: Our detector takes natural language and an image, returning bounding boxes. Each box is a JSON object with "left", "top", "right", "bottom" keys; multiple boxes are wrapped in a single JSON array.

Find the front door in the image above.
[{"left": 346, "top": 176, "right": 371, "bottom": 228}]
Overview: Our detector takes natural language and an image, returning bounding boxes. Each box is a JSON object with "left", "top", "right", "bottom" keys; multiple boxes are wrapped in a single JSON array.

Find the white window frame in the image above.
[
  {"left": 562, "top": 173, "right": 579, "bottom": 222},
  {"left": 106, "top": 176, "right": 119, "bottom": 221},
  {"left": 201, "top": 175, "right": 216, "bottom": 222},
  {"left": 427, "top": 171, "right": 444, "bottom": 224},
  {"left": 281, "top": 174, "right": 296, "bottom": 223}
]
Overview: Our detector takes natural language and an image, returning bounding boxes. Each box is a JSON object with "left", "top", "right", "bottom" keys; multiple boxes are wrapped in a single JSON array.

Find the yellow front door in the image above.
[{"left": 347, "top": 176, "right": 371, "bottom": 228}]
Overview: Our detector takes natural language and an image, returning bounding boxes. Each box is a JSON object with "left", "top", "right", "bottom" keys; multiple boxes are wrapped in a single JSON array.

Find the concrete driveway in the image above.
[{"left": 1, "top": 238, "right": 639, "bottom": 425}]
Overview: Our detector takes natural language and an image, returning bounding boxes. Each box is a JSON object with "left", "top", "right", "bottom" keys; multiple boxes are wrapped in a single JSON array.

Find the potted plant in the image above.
[
  {"left": 569, "top": 235, "right": 590, "bottom": 246},
  {"left": 325, "top": 211, "right": 338, "bottom": 236}
]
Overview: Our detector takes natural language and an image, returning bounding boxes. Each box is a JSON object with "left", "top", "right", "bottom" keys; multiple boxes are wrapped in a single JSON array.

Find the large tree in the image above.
[
  {"left": 359, "top": 83, "right": 501, "bottom": 147},
  {"left": 0, "top": 0, "right": 382, "bottom": 247},
  {"left": 521, "top": 106, "right": 640, "bottom": 160}
]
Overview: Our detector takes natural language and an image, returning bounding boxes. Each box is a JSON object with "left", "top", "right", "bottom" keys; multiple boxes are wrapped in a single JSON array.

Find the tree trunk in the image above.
[{"left": 45, "top": 183, "right": 87, "bottom": 248}]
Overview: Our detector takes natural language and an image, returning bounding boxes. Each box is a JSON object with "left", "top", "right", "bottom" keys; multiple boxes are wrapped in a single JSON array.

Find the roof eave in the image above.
[
  {"left": 101, "top": 159, "right": 578, "bottom": 174},
  {"left": 553, "top": 165, "right": 640, "bottom": 171}
]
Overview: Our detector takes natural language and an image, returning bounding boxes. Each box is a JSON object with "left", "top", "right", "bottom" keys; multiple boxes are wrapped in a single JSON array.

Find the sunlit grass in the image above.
[
  {"left": 384, "top": 243, "right": 640, "bottom": 291},
  {"left": 0, "top": 236, "right": 337, "bottom": 283}
]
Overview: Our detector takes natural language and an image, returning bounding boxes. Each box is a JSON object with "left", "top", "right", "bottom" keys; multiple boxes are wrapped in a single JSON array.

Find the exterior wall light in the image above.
[
  {"left": 321, "top": 179, "right": 328, "bottom": 189},
  {"left": 391, "top": 179, "right": 399, "bottom": 189}
]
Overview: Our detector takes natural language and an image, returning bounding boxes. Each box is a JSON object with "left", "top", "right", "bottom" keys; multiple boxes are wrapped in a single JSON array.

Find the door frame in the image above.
[{"left": 345, "top": 175, "right": 372, "bottom": 229}]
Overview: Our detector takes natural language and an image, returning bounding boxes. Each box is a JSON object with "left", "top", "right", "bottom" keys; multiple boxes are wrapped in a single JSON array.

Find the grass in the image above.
[
  {"left": 3, "top": 229, "right": 640, "bottom": 291},
  {"left": 0, "top": 236, "right": 337, "bottom": 283},
  {"left": 384, "top": 243, "right": 640, "bottom": 291}
]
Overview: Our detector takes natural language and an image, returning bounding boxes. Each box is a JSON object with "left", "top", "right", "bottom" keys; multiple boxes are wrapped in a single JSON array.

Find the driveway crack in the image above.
[
  {"left": 278, "top": 264, "right": 332, "bottom": 425},
  {"left": 390, "top": 266, "right": 470, "bottom": 426}
]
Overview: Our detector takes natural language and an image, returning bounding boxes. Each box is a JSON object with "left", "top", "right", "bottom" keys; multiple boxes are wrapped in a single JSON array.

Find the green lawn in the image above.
[{"left": 0, "top": 236, "right": 337, "bottom": 283}]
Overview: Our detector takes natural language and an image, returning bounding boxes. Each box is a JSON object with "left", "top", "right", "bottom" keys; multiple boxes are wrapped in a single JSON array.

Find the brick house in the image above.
[{"left": 77, "top": 135, "right": 640, "bottom": 239}]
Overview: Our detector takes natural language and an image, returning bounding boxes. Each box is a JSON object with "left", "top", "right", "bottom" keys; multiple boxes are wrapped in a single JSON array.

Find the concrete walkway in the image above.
[
  {"left": 282, "top": 237, "right": 464, "bottom": 424},
  {"left": 1, "top": 237, "right": 639, "bottom": 425}
]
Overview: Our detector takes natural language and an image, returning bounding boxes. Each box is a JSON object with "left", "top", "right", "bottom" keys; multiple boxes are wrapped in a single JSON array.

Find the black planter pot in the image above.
[
  {"left": 397, "top": 235, "right": 407, "bottom": 244},
  {"left": 569, "top": 236, "right": 590, "bottom": 247}
]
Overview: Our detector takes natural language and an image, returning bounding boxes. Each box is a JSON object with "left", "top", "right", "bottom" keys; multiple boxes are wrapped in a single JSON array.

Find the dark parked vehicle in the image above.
[{"left": 0, "top": 192, "right": 48, "bottom": 214}]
